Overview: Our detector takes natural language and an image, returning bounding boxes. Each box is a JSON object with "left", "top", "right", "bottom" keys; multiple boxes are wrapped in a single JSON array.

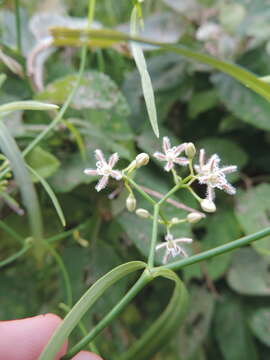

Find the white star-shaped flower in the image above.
[
  {"left": 84, "top": 149, "right": 122, "bottom": 192},
  {"left": 156, "top": 234, "right": 192, "bottom": 264},
  {"left": 153, "top": 137, "right": 189, "bottom": 172},
  {"left": 194, "top": 149, "right": 237, "bottom": 201}
]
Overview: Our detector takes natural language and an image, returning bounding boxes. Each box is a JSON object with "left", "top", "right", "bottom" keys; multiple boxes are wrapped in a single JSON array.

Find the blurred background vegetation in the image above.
[{"left": 1, "top": 0, "right": 270, "bottom": 359}]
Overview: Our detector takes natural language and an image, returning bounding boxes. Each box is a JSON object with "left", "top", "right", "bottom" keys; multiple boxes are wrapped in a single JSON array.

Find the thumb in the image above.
[
  {"left": 72, "top": 351, "right": 104, "bottom": 360},
  {"left": 0, "top": 313, "right": 67, "bottom": 360}
]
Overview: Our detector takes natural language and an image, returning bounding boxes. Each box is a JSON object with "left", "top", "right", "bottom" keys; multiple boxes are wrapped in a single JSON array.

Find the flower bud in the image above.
[
  {"left": 171, "top": 217, "right": 180, "bottom": 224},
  {"left": 136, "top": 208, "right": 150, "bottom": 218},
  {"left": 126, "top": 193, "right": 136, "bottom": 212},
  {"left": 187, "top": 212, "right": 204, "bottom": 223},
  {"left": 185, "top": 142, "right": 196, "bottom": 158},
  {"left": 200, "top": 199, "right": 216, "bottom": 213},
  {"left": 135, "top": 153, "right": 150, "bottom": 167}
]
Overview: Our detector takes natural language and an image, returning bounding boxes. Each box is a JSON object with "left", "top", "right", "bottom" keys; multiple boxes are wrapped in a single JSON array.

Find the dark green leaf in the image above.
[{"left": 227, "top": 248, "right": 270, "bottom": 296}]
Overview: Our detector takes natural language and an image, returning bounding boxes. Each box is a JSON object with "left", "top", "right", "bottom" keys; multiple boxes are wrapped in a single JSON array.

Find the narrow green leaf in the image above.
[
  {"left": 130, "top": 7, "right": 159, "bottom": 138},
  {"left": 27, "top": 165, "right": 66, "bottom": 227},
  {"left": 50, "top": 28, "right": 270, "bottom": 103},
  {"left": 0, "top": 120, "right": 44, "bottom": 260},
  {"left": 0, "top": 100, "right": 59, "bottom": 113},
  {"left": 39, "top": 261, "right": 147, "bottom": 360},
  {"left": 119, "top": 268, "right": 188, "bottom": 360}
]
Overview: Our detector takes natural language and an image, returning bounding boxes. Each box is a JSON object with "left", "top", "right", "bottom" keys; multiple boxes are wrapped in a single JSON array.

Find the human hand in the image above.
[{"left": 0, "top": 313, "right": 104, "bottom": 360}]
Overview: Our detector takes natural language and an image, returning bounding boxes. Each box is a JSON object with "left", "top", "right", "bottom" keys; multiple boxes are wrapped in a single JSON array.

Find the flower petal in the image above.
[
  {"left": 164, "top": 161, "right": 174, "bottom": 172},
  {"left": 199, "top": 149, "right": 205, "bottom": 169},
  {"left": 194, "top": 164, "right": 200, "bottom": 174},
  {"left": 108, "top": 153, "right": 119, "bottom": 167},
  {"left": 95, "top": 149, "right": 106, "bottom": 164},
  {"left": 84, "top": 168, "right": 98, "bottom": 176},
  {"left": 153, "top": 152, "right": 167, "bottom": 161},
  {"left": 206, "top": 185, "right": 215, "bottom": 201},
  {"left": 174, "top": 157, "right": 189, "bottom": 166},
  {"left": 162, "top": 137, "right": 171, "bottom": 153},
  {"left": 95, "top": 175, "right": 109, "bottom": 192},
  {"left": 156, "top": 242, "right": 167, "bottom": 251},
  {"left": 222, "top": 182, "right": 236, "bottom": 195},
  {"left": 174, "top": 238, "right": 193, "bottom": 244},
  {"left": 110, "top": 170, "right": 122, "bottom": 180},
  {"left": 221, "top": 165, "right": 237, "bottom": 174},
  {"left": 208, "top": 154, "right": 220, "bottom": 171},
  {"left": 173, "top": 143, "right": 187, "bottom": 156}
]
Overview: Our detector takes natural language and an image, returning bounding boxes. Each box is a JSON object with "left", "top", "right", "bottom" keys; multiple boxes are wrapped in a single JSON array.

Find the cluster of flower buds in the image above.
[{"left": 84, "top": 136, "right": 237, "bottom": 263}]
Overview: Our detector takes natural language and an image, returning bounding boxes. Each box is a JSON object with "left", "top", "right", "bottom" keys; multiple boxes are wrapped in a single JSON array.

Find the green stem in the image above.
[
  {"left": 0, "top": 244, "right": 31, "bottom": 268},
  {"left": 163, "top": 226, "right": 270, "bottom": 271},
  {"left": 124, "top": 176, "right": 156, "bottom": 205},
  {"left": 186, "top": 186, "right": 202, "bottom": 202},
  {"left": 46, "top": 222, "right": 88, "bottom": 244},
  {"left": 63, "top": 270, "right": 151, "bottom": 359},
  {"left": 148, "top": 204, "right": 159, "bottom": 267},
  {"left": 124, "top": 176, "right": 168, "bottom": 223},
  {"left": 158, "top": 183, "right": 182, "bottom": 205},
  {"left": 45, "top": 243, "right": 73, "bottom": 307},
  {"left": 14, "top": 0, "right": 22, "bottom": 54}
]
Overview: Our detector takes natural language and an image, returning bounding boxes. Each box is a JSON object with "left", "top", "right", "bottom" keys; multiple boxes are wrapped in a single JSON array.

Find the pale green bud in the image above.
[
  {"left": 187, "top": 212, "right": 204, "bottom": 223},
  {"left": 171, "top": 217, "right": 180, "bottom": 224},
  {"left": 135, "top": 153, "right": 150, "bottom": 167},
  {"left": 126, "top": 194, "right": 136, "bottom": 212},
  {"left": 185, "top": 142, "right": 196, "bottom": 158},
  {"left": 200, "top": 199, "right": 216, "bottom": 213},
  {"left": 136, "top": 208, "right": 150, "bottom": 218}
]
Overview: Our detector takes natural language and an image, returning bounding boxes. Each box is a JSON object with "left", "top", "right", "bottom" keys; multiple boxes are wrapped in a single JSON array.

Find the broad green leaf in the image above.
[
  {"left": 219, "top": 4, "right": 246, "bottom": 32},
  {"left": 49, "top": 153, "right": 95, "bottom": 193},
  {"left": 198, "top": 137, "right": 248, "bottom": 182},
  {"left": 130, "top": 7, "right": 159, "bottom": 138},
  {"left": 184, "top": 210, "right": 241, "bottom": 281},
  {"left": 119, "top": 268, "right": 188, "bottom": 360},
  {"left": 249, "top": 308, "right": 270, "bottom": 347},
  {"left": 227, "top": 248, "right": 270, "bottom": 296},
  {"left": 0, "top": 261, "right": 41, "bottom": 319},
  {"left": 188, "top": 90, "right": 218, "bottom": 119},
  {"left": 163, "top": 0, "right": 203, "bottom": 19},
  {"left": 0, "top": 9, "right": 34, "bottom": 55},
  {"left": 212, "top": 74, "right": 270, "bottom": 131},
  {"left": 176, "top": 285, "right": 215, "bottom": 359},
  {"left": 214, "top": 296, "right": 259, "bottom": 360},
  {"left": 39, "top": 261, "right": 147, "bottom": 360},
  {"left": 36, "top": 71, "right": 130, "bottom": 116},
  {"left": 82, "top": 109, "right": 134, "bottom": 141},
  {"left": 88, "top": 242, "right": 128, "bottom": 315},
  {"left": 26, "top": 146, "right": 60, "bottom": 181},
  {"left": 0, "top": 121, "right": 44, "bottom": 260},
  {"left": 235, "top": 184, "right": 270, "bottom": 254}
]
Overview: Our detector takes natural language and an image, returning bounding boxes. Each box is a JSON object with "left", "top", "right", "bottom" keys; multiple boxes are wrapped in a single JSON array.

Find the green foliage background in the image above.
[{"left": 1, "top": 0, "right": 270, "bottom": 359}]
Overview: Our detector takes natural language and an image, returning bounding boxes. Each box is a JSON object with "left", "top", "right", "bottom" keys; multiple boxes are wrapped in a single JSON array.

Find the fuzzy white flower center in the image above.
[{"left": 166, "top": 149, "right": 176, "bottom": 161}]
